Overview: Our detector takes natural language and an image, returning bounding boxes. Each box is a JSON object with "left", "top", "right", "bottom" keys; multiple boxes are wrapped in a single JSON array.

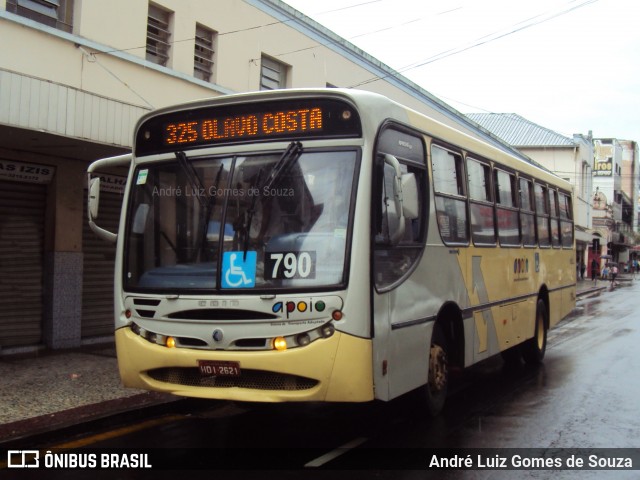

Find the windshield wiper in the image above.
[
  {"left": 175, "top": 151, "right": 223, "bottom": 262},
  {"left": 175, "top": 151, "right": 208, "bottom": 209},
  {"left": 241, "top": 141, "right": 303, "bottom": 259},
  {"left": 262, "top": 141, "right": 303, "bottom": 194}
]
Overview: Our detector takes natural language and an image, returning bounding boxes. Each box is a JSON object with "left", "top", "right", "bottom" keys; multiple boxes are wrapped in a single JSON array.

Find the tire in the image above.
[
  {"left": 521, "top": 299, "right": 548, "bottom": 365},
  {"left": 421, "top": 323, "right": 449, "bottom": 416}
]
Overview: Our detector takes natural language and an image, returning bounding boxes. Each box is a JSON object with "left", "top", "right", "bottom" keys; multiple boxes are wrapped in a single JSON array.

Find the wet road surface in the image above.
[{"left": 4, "top": 281, "right": 640, "bottom": 479}]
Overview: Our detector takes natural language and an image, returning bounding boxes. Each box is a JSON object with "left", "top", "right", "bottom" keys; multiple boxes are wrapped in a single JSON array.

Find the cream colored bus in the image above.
[{"left": 87, "top": 89, "right": 575, "bottom": 415}]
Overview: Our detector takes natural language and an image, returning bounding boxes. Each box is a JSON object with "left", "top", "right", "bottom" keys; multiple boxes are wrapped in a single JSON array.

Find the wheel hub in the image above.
[{"left": 429, "top": 344, "right": 447, "bottom": 392}]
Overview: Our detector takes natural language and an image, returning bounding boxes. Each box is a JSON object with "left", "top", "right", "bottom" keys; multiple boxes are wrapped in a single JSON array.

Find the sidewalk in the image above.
[
  {"left": 0, "top": 277, "right": 627, "bottom": 446},
  {"left": 576, "top": 271, "right": 634, "bottom": 298},
  {"left": 0, "top": 344, "right": 177, "bottom": 445},
  {"left": 575, "top": 276, "right": 607, "bottom": 298}
]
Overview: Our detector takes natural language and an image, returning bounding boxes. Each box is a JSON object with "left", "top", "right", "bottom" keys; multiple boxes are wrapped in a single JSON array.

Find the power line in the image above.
[
  {"left": 259, "top": 5, "right": 464, "bottom": 63},
  {"left": 87, "top": 0, "right": 598, "bottom": 105},
  {"left": 93, "top": 2, "right": 462, "bottom": 64},
  {"left": 348, "top": 0, "right": 599, "bottom": 88},
  {"left": 313, "top": 0, "right": 384, "bottom": 15},
  {"left": 78, "top": 46, "right": 154, "bottom": 108},
  {"left": 94, "top": 1, "right": 387, "bottom": 57},
  {"left": 94, "top": 9, "right": 306, "bottom": 57},
  {"left": 348, "top": 5, "right": 462, "bottom": 40}
]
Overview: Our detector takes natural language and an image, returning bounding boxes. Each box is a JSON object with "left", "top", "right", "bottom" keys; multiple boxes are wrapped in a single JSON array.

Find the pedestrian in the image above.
[
  {"left": 611, "top": 264, "right": 618, "bottom": 285},
  {"left": 591, "top": 259, "right": 598, "bottom": 283},
  {"left": 580, "top": 262, "right": 586, "bottom": 281}
]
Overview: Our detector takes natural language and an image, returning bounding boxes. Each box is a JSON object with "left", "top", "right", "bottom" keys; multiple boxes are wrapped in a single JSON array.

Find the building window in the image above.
[
  {"left": 6, "top": 0, "right": 73, "bottom": 32},
  {"left": 194, "top": 24, "right": 216, "bottom": 82},
  {"left": 260, "top": 56, "right": 287, "bottom": 90},
  {"left": 146, "top": 3, "right": 172, "bottom": 67}
]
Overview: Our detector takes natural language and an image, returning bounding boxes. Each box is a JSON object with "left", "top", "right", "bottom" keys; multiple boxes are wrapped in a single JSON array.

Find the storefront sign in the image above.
[
  {"left": 85, "top": 172, "right": 126, "bottom": 194},
  {"left": 95, "top": 173, "right": 126, "bottom": 194},
  {"left": 594, "top": 140, "right": 614, "bottom": 177},
  {"left": 0, "top": 159, "right": 55, "bottom": 184},
  {"left": 594, "top": 158, "right": 612, "bottom": 176}
]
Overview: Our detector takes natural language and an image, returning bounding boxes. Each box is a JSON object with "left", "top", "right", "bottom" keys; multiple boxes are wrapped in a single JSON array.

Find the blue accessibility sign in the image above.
[{"left": 221, "top": 251, "right": 257, "bottom": 288}]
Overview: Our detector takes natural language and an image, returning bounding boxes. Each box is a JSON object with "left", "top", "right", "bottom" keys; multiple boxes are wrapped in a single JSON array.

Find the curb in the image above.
[
  {"left": 0, "top": 391, "right": 179, "bottom": 448},
  {"left": 576, "top": 286, "right": 606, "bottom": 299}
]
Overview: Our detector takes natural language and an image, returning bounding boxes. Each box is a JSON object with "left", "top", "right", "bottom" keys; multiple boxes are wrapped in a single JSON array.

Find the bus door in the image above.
[{"left": 371, "top": 127, "right": 428, "bottom": 400}]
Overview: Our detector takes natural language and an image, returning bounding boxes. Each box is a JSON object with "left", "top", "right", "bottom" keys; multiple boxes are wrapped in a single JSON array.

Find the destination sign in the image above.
[
  {"left": 135, "top": 97, "right": 362, "bottom": 156},
  {"left": 164, "top": 108, "right": 323, "bottom": 146}
]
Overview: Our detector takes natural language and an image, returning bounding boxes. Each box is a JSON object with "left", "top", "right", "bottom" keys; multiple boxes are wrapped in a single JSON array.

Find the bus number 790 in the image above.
[{"left": 267, "top": 252, "right": 316, "bottom": 279}]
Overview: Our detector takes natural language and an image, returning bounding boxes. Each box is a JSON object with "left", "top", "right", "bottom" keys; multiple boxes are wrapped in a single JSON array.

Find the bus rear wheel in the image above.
[
  {"left": 421, "top": 323, "right": 448, "bottom": 416},
  {"left": 521, "top": 299, "right": 548, "bottom": 365}
]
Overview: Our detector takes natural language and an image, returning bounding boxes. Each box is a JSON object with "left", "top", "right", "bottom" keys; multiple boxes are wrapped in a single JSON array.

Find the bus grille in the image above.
[{"left": 146, "top": 367, "right": 318, "bottom": 391}]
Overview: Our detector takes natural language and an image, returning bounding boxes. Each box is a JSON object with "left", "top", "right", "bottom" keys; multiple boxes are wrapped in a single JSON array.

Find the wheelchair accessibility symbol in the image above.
[{"left": 222, "top": 251, "right": 257, "bottom": 288}]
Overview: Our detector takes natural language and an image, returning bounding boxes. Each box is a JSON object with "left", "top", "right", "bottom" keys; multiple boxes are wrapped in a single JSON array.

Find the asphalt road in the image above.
[{"left": 4, "top": 282, "right": 640, "bottom": 479}]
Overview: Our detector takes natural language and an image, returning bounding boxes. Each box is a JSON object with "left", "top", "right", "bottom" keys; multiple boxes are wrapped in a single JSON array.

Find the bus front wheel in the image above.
[
  {"left": 421, "top": 323, "right": 448, "bottom": 416},
  {"left": 521, "top": 299, "right": 548, "bottom": 365}
]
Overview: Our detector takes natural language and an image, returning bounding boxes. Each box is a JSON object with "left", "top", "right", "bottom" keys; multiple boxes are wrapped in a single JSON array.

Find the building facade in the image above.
[
  {"left": 592, "top": 138, "right": 639, "bottom": 268},
  {"left": 1, "top": 0, "right": 528, "bottom": 352}
]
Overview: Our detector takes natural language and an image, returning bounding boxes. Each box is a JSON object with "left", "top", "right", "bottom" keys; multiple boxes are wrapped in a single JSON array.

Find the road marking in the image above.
[
  {"left": 52, "top": 414, "right": 185, "bottom": 450},
  {"left": 304, "top": 436, "right": 368, "bottom": 468},
  {"left": 0, "top": 414, "right": 186, "bottom": 469}
]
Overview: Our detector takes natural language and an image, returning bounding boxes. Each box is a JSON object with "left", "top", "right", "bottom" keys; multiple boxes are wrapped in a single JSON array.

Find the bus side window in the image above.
[
  {"left": 548, "top": 189, "right": 561, "bottom": 248},
  {"left": 432, "top": 145, "right": 468, "bottom": 245},
  {"left": 559, "top": 191, "right": 574, "bottom": 248},
  {"left": 495, "top": 169, "right": 520, "bottom": 246},
  {"left": 467, "top": 157, "right": 495, "bottom": 246},
  {"left": 519, "top": 178, "right": 536, "bottom": 247},
  {"left": 534, "top": 183, "right": 550, "bottom": 247}
]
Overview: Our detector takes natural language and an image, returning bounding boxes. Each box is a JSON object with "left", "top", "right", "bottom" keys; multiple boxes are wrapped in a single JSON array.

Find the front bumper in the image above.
[{"left": 115, "top": 326, "right": 374, "bottom": 402}]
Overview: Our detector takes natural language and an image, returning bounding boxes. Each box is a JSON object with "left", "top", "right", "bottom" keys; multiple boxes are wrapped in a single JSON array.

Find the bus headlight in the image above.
[
  {"left": 296, "top": 333, "right": 311, "bottom": 346},
  {"left": 273, "top": 336, "right": 288, "bottom": 351},
  {"left": 320, "top": 324, "right": 335, "bottom": 338}
]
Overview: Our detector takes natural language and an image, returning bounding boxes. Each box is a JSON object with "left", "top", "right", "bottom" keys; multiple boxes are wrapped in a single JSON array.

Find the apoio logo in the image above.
[
  {"left": 272, "top": 299, "right": 327, "bottom": 318},
  {"left": 514, "top": 257, "right": 529, "bottom": 275}
]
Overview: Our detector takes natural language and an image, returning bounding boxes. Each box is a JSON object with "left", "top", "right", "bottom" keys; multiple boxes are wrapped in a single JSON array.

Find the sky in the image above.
[{"left": 284, "top": 0, "right": 640, "bottom": 141}]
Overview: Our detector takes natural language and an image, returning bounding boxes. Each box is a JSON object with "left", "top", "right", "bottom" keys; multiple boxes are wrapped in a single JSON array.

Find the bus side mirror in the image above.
[
  {"left": 88, "top": 177, "right": 101, "bottom": 220},
  {"left": 87, "top": 153, "right": 132, "bottom": 243},
  {"left": 401, "top": 172, "right": 419, "bottom": 220},
  {"left": 384, "top": 154, "right": 405, "bottom": 244}
]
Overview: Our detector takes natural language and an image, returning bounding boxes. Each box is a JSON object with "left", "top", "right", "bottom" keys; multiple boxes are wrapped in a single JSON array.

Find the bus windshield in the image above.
[{"left": 124, "top": 148, "right": 358, "bottom": 292}]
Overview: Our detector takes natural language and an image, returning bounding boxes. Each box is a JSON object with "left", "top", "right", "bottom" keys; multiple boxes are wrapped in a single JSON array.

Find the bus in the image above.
[{"left": 87, "top": 89, "right": 576, "bottom": 415}]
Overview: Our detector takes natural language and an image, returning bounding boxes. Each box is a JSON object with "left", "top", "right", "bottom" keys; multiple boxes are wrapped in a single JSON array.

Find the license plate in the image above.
[{"left": 198, "top": 360, "right": 241, "bottom": 377}]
